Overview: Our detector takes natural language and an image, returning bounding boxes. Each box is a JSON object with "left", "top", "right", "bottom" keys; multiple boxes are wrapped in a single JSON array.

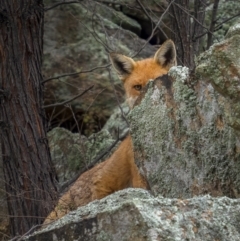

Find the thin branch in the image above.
[
  {"left": 44, "top": 0, "right": 166, "bottom": 16},
  {"left": 136, "top": 0, "right": 168, "bottom": 40},
  {"left": 67, "top": 105, "right": 90, "bottom": 168},
  {"left": 171, "top": 2, "right": 185, "bottom": 66},
  {"left": 59, "top": 130, "right": 129, "bottom": 193},
  {"left": 193, "top": 12, "right": 240, "bottom": 41},
  {"left": 68, "top": 105, "right": 82, "bottom": 134},
  {"left": 9, "top": 224, "right": 42, "bottom": 241},
  {"left": 42, "top": 64, "right": 110, "bottom": 84},
  {"left": 44, "top": 1, "right": 82, "bottom": 11},
  {"left": 173, "top": 2, "right": 214, "bottom": 35},
  {"left": 214, "top": 12, "right": 240, "bottom": 32},
  {"left": 132, "top": 0, "right": 175, "bottom": 58},
  {"left": 107, "top": 66, "right": 130, "bottom": 127},
  {"left": 43, "top": 85, "right": 94, "bottom": 108},
  {"left": 79, "top": 87, "right": 106, "bottom": 134}
]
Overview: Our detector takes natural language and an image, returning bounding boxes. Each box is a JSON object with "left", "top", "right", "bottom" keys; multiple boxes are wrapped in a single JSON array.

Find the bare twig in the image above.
[
  {"left": 193, "top": 11, "right": 240, "bottom": 41},
  {"left": 136, "top": 0, "right": 168, "bottom": 40},
  {"left": 67, "top": 105, "right": 81, "bottom": 134},
  {"left": 44, "top": 1, "right": 82, "bottom": 11},
  {"left": 79, "top": 87, "right": 106, "bottom": 134},
  {"left": 9, "top": 224, "right": 42, "bottom": 241},
  {"left": 43, "top": 85, "right": 94, "bottom": 108},
  {"left": 214, "top": 12, "right": 240, "bottom": 32},
  {"left": 173, "top": 2, "right": 214, "bottom": 36},
  {"left": 66, "top": 104, "right": 90, "bottom": 170},
  {"left": 42, "top": 64, "right": 110, "bottom": 84},
  {"left": 132, "top": 0, "right": 175, "bottom": 58},
  {"left": 171, "top": 2, "right": 184, "bottom": 66},
  {"left": 107, "top": 67, "right": 130, "bottom": 127}
]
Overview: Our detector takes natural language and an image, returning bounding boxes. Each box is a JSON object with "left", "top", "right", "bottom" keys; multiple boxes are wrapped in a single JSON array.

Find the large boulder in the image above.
[
  {"left": 25, "top": 188, "right": 240, "bottom": 240},
  {"left": 48, "top": 127, "right": 117, "bottom": 187},
  {"left": 129, "top": 21, "right": 240, "bottom": 198},
  {"left": 43, "top": 0, "right": 157, "bottom": 134},
  {"left": 196, "top": 21, "right": 240, "bottom": 130}
]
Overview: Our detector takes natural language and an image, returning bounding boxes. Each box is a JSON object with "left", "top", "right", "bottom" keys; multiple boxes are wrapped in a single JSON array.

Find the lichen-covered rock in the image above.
[
  {"left": 109, "top": 0, "right": 167, "bottom": 22},
  {"left": 196, "top": 24, "right": 240, "bottom": 130},
  {"left": 226, "top": 19, "right": 240, "bottom": 39},
  {"left": 24, "top": 189, "right": 240, "bottom": 241},
  {"left": 129, "top": 65, "right": 240, "bottom": 198},
  {"left": 102, "top": 102, "right": 129, "bottom": 139},
  {"left": 196, "top": 36, "right": 240, "bottom": 101},
  {"left": 48, "top": 127, "right": 115, "bottom": 186},
  {"left": 85, "top": 1, "right": 142, "bottom": 35}
]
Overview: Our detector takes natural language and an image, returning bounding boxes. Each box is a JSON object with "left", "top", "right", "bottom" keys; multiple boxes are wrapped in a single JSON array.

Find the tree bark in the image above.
[
  {"left": 0, "top": 0, "right": 58, "bottom": 236},
  {"left": 169, "top": 0, "right": 206, "bottom": 71}
]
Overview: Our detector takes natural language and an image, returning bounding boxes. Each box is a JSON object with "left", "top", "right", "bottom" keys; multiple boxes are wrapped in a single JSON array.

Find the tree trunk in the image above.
[
  {"left": 0, "top": 0, "right": 58, "bottom": 236},
  {"left": 169, "top": 0, "right": 206, "bottom": 70}
]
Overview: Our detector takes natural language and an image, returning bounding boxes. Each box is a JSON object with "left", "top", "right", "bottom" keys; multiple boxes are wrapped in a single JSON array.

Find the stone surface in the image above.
[
  {"left": 226, "top": 19, "right": 240, "bottom": 39},
  {"left": 129, "top": 66, "right": 240, "bottom": 198},
  {"left": 43, "top": 0, "right": 157, "bottom": 135},
  {"left": 127, "top": 22, "right": 240, "bottom": 199},
  {"left": 196, "top": 28, "right": 240, "bottom": 130},
  {"left": 48, "top": 127, "right": 115, "bottom": 186},
  {"left": 102, "top": 102, "right": 130, "bottom": 139},
  {"left": 25, "top": 189, "right": 240, "bottom": 241}
]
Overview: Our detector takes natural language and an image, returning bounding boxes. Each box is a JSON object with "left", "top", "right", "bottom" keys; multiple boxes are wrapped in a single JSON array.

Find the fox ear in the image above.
[
  {"left": 109, "top": 53, "right": 135, "bottom": 80},
  {"left": 154, "top": 39, "right": 177, "bottom": 69}
]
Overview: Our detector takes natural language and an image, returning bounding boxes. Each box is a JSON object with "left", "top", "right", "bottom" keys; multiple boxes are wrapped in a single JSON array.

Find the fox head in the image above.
[{"left": 110, "top": 39, "right": 176, "bottom": 108}]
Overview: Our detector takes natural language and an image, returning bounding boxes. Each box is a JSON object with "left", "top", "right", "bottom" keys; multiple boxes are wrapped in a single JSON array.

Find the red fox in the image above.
[{"left": 44, "top": 40, "right": 176, "bottom": 224}]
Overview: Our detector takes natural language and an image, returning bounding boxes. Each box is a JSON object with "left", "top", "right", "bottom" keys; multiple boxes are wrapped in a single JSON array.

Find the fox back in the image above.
[{"left": 43, "top": 40, "right": 176, "bottom": 225}]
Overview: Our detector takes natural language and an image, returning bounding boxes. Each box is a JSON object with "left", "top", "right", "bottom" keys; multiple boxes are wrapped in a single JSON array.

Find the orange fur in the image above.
[{"left": 44, "top": 40, "right": 176, "bottom": 224}]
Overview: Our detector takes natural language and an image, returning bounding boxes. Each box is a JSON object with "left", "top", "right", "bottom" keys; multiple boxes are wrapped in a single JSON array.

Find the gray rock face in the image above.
[
  {"left": 102, "top": 102, "right": 130, "bottom": 139},
  {"left": 196, "top": 24, "right": 240, "bottom": 131},
  {"left": 25, "top": 189, "right": 240, "bottom": 241},
  {"left": 130, "top": 70, "right": 240, "bottom": 199},
  {"left": 48, "top": 127, "right": 116, "bottom": 186},
  {"left": 128, "top": 23, "right": 240, "bottom": 199},
  {"left": 43, "top": 0, "right": 157, "bottom": 135},
  {"left": 226, "top": 20, "right": 240, "bottom": 39}
]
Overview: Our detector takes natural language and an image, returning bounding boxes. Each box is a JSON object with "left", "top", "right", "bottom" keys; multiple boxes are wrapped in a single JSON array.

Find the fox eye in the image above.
[{"left": 133, "top": 85, "right": 142, "bottom": 91}]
